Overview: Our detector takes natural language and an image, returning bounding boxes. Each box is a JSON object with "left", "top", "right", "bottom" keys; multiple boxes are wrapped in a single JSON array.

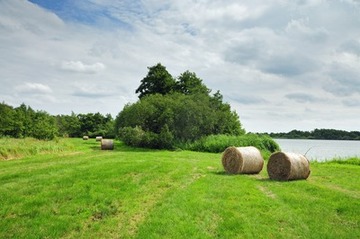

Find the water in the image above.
[{"left": 274, "top": 139, "right": 360, "bottom": 161}]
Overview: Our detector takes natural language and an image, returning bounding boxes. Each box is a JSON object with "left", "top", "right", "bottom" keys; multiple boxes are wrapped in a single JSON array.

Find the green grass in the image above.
[
  {"left": 0, "top": 137, "right": 75, "bottom": 160},
  {"left": 0, "top": 138, "right": 359, "bottom": 238}
]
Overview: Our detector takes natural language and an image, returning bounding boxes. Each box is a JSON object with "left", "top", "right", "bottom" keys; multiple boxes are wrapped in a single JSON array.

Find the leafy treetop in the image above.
[{"left": 135, "top": 63, "right": 175, "bottom": 99}]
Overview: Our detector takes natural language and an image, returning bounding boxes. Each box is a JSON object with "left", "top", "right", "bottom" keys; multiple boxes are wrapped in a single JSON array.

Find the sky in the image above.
[{"left": 0, "top": 0, "right": 359, "bottom": 133}]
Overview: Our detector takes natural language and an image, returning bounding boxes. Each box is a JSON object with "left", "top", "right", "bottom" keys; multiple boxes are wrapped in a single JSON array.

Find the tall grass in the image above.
[
  {"left": 186, "top": 134, "right": 280, "bottom": 155},
  {"left": 0, "top": 137, "right": 75, "bottom": 160},
  {"left": 323, "top": 157, "right": 360, "bottom": 166}
]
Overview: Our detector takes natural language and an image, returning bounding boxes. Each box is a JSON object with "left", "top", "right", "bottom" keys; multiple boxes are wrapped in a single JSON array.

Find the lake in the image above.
[{"left": 274, "top": 139, "right": 360, "bottom": 161}]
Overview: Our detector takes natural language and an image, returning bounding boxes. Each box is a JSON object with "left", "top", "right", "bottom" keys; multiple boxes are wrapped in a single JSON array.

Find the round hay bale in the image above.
[
  {"left": 222, "top": 146, "right": 264, "bottom": 174},
  {"left": 101, "top": 139, "right": 114, "bottom": 150},
  {"left": 267, "top": 152, "right": 310, "bottom": 181},
  {"left": 83, "top": 136, "right": 89, "bottom": 140},
  {"left": 95, "top": 136, "right": 103, "bottom": 141}
]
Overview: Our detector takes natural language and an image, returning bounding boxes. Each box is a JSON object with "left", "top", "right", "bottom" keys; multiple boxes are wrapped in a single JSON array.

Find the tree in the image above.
[
  {"left": 135, "top": 63, "right": 176, "bottom": 99},
  {"left": 14, "top": 103, "right": 35, "bottom": 138},
  {"left": 0, "top": 102, "right": 15, "bottom": 137},
  {"left": 76, "top": 112, "right": 115, "bottom": 138},
  {"left": 116, "top": 63, "right": 246, "bottom": 148},
  {"left": 56, "top": 112, "right": 81, "bottom": 137},
  {"left": 31, "top": 111, "right": 58, "bottom": 140},
  {"left": 115, "top": 92, "right": 245, "bottom": 148},
  {"left": 175, "top": 71, "right": 210, "bottom": 95}
]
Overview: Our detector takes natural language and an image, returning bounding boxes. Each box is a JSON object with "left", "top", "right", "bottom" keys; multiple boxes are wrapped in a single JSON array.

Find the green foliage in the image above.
[
  {"left": 158, "top": 124, "right": 174, "bottom": 149},
  {"left": 135, "top": 63, "right": 176, "bottom": 99},
  {"left": 77, "top": 113, "right": 115, "bottom": 138},
  {"left": 0, "top": 102, "right": 115, "bottom": 140},
  {"left": 116, "top": 63, "right": 245, "bottom": 149},
  {"left": 0, "top": 103, "right": 58, "bottom": 140},
  {"left": 55, "top": 112, "right": 81, "bottom": 137},
  {"left": 116, "top": 93, "right": 245, "bottom": 149},
  {"left": 56, "top": 112, "right": 115, "bottom": 138},
  {"left": 175, "top": 70, "right": 210, "bottom": 95},
  {"left": 186, "top": 134, "right": 280, "bottom": 155},
  {"left": 31, "top": 111, "right": 58, "bottom": 140},
  {"left": 118, "top": 125, "right": 174, "bottom": 149},
  {"left": 118, "top": 126, "right": 145, "bottom": 147},
  {"left": 0, "top": 103, "right": 15, "bottom": 136}
]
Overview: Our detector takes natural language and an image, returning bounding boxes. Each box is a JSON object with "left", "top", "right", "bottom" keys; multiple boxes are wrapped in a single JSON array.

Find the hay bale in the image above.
[
  {"left": 267, "top": 152, "right": 310, "bottom": 181},
  {"left": 222, "top": 146, "right": 264, "bottom": 174},
  {"left": 95, "top": 136, "right": 103, "bottom": 141},
  {"left": 101, "top": 139, "right": 114, "bottom": 150},
  {"left": 83, "top": 136, "right": 89, "bottom": 140}
]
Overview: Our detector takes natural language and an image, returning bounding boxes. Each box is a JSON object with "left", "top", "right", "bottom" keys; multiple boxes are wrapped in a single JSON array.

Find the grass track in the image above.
[{"left": 0, "top": 138, "right": 359, "bottom": 238}]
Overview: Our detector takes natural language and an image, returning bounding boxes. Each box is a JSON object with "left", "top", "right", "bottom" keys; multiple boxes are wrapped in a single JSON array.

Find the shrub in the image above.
[
  {"left": 118, "top": 125, "right": 174, "bottom": 150},
  {"left": 118, "top": 126, "right": 145, "bottom": 147}
]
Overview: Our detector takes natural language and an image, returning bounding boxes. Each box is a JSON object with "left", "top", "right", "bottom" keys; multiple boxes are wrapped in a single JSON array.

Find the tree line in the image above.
[
  {"left": 267, "top": 129, "right": 360, "bottom": 140},
  {"left": 0, "top": 63, "right": 243, "bottom": 146},
  {"left": 0, "top": 102, "right": 115, "bottom": 140}
]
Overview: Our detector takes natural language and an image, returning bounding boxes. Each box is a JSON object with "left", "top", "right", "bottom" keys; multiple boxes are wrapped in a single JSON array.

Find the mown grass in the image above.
[{"left": 0, "top": 138, "right": 359, "bottom": 238}]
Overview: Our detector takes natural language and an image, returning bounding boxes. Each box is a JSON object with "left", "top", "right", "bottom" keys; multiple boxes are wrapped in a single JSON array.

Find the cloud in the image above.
[
  {"left": 342, "top": 98, "right": 360, "bottom": 107},
  {"left": 1, "top": 0, "right": 360, "bottom": 132},
  {"left": 223, "top": 26, "right": 319, "bottom": 77},
  {"left": 285, "top": 18, "right": 328, "bottom": 43},
  {"left": 15, "top": 82, "right": 53, "bottom": 94},
  {"left": 229, "top": 95, "right": 267, "bottom": 105},
  {"left": 71, "top": 83, "right": 116, "bottom": 98},
  {"left": 61, "top": 61, "right": 105, "bottom": 74},
  {"left": 285, "top": 93, "right": 321, "bottom": 103},
  {"left": 324, "top": 52, "right": 360, "bottom": 96}
]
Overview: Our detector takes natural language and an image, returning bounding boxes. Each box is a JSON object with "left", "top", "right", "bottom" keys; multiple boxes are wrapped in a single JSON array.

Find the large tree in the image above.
[
  {"left": 135, "top": 63, "right": 176, "bottom": 99},
  {"left": 116, "top": 64, "right": 245, "bottom": 149}
]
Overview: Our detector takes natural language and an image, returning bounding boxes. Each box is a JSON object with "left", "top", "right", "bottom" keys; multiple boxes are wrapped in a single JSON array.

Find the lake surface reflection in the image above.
[{"left": 274, "top": 139, "right": 360, "bottom": 161}]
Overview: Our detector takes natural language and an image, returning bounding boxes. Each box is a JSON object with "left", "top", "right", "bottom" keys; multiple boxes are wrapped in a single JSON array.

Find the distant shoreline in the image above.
[{"left": 257, "top": 128, "right": 360, "bottom": 141}]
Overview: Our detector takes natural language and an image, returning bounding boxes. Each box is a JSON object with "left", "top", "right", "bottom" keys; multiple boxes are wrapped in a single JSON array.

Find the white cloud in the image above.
[
  {"left": 61, "top": 61, "right": 106, "bottom": 74},
  {"left": 71, "top": 82, "right": 116, "bottom": 98},
  {"left": 15, "top": 82, "right": 53, "bottom": 94}
]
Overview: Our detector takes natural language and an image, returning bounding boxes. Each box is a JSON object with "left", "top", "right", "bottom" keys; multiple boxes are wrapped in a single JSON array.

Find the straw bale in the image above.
[
  {"left": 221, "top": 146, "right": 264, "bottom": 174},
  {"left": 95, "top": 136, "right": 103, "bottom": 141},
  {"left": 83, "top": 136, "right": 89, "bottom": 140},
  {"left": 267, "top": 152, "right": 310, "bottom": 181},
  {"left": 101, "top": 139, "right": 114, "bottom": 150}
]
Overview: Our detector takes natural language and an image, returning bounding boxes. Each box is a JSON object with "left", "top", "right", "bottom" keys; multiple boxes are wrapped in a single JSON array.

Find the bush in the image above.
[
  {"left": 118, "top": 125, "right": 174, "bottom": 150},
  {"left": 118, "top": 126, "right": 145, "bottom": 147}
]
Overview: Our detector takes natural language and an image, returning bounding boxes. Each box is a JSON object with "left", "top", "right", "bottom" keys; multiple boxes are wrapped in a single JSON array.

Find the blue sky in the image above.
[
  {"left": 1, "top": 0, "right": 360, "bottom": 132},
  {"left": 29, "top": 0, "right": 133, "bottom": 29}
]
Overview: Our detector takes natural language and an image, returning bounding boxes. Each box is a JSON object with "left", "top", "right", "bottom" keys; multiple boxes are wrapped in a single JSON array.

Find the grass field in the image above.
[{"left": 0, "top": 138, "right": 359, "bottom": 238}]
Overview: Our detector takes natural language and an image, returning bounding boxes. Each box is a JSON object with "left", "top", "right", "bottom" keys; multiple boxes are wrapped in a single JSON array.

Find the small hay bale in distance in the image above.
[
  {"left": 222, "top": 146, "right": 264, "bottom": 174},
  {"left": 95, "top": 136, "right": 103, "bottom": 141},
  {"left": 83, "top": 136, "right": 89, "bottom": 140},
  {"left": 267, "top": 152, "right": 310, "bottom": 181},
  {"left": 101, "top": 139, "right": 114, "bottom": 150}
]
